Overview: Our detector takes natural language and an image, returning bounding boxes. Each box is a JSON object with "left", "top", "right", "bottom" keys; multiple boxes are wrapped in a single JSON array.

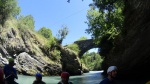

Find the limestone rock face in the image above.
[
  {"left": 15, "top": 52, "right": 61, "bottom": 75},
  {"left": 0, "top": 27, "right": 61, "bottom": 75},
  {"left": 102, "top": 0, "right": 150, "bottom": 79}
]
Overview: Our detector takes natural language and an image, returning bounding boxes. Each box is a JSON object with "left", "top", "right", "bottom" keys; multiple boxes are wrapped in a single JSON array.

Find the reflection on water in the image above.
[{"left": 16, "top": 71, "right": 103, "bottom": 84}]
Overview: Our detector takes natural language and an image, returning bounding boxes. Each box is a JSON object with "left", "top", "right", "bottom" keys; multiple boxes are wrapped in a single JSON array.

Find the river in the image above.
[
  {"left": 16, "top": 71, "right": 148, "bottom": 84},
  {"left": 16, "top": 71, "right": 103, "bottom": 84}
]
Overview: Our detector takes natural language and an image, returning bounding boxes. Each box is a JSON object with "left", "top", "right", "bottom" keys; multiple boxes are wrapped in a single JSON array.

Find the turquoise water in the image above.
[{"left": 16, "top": 71, "right": 103, "bottom": 84}]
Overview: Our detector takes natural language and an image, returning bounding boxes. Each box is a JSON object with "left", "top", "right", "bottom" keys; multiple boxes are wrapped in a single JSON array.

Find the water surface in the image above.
[
  {"left": 16, "top": 71, "right": 148, "bottom": 84},
  {"left": 16, "top": 71, "right": 103, "bottom": 84}
]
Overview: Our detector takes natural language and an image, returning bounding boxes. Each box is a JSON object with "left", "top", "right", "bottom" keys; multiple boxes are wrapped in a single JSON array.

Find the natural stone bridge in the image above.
[{"left": 74, "top": 39, "right": 99, "bottom": 57}]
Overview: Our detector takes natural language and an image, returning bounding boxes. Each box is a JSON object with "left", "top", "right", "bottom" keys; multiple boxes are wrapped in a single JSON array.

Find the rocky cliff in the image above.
[
  {"left": 0, "top": 20, "right": 82, "bottom": 76},
  {"left": 102, "top": 0, "right": 150, "bottom": 79},
  {"left": 0, "top": 26, "right": 61, "bottom": 75}
]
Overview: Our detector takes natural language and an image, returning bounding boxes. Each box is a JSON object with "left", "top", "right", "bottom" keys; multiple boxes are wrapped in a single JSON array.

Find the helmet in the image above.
[
  {"left": 107, "top": 66, "right": 117, "bottom": 73},
  {"left": 61, "top": 72, "right": 70, "bottom": 78},
  {"left": 35, "top": 73, "right": 42, "bottom": 77},
  {"left": 8, "top": 58, "right": 14, "bottom": 63},
  {"left": 8, "top": 58, "right": 15, "bottom": 65}
]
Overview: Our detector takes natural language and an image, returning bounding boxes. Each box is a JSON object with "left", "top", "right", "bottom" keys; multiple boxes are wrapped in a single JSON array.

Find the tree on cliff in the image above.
[
  {"left": 38, "top": 27, "right": 52, "bottom": 39},
  {"left": 0, "top": 0, "right": 20, "bottom": 26},
  {"left": 56, "top": 25, "right": 69, "bottom": 44}
]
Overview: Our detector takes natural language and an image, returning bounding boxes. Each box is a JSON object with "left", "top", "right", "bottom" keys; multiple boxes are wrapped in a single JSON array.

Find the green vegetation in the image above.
[
  {"left": 38, "top": 27, "right": 52, "bottom": 39},
  {"left": 0, "top": 0, "right": 61, "bottom": 64},
  {"left": 49, "top": 49, "right": 61, "bottom": 62},
  {"left": 65, "top": 36, "right": 88, "bottom": 53},
  {"left": 77, "top": 36, "right": 87, "bottom": 41},
  {"left": 81, "top": 51, "right": 103, "bottom": 70},
  {"left": 37, "top": 27, "right": 57, "bottom": 54},
  {"left": 18, "top": 15, "right": 35, "bottom": 30},
  {"left": 66, "top": 44, "right": 80, "bottom": 53},
  {"left": 85, "top": 0, "right": 124, "bottom": 57},
  {"left": 86, "top": 1, "right": 124, "bottom": 41},
  {"left": 0, "top": 0, "right": 20, "bottom": 26}
]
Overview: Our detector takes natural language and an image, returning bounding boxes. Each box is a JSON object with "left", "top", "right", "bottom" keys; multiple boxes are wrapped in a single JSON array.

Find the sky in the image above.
[
  {"left": 18, "top": 0, "right": 98, "bottom": 52},
  {"left": 18, "top": 0, "right": 93, "bottom": 45}
]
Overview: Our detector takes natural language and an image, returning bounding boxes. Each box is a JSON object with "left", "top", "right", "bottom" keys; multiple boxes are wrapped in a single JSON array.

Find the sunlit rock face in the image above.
[
  {"left": 102, "top": 0, "right": 150, "bottom": 79},
  {"left": 0, "top": 27, "right": 61, "bottom": 76},
  {"left": 15, "top": 52, "right": 61, "bottom": 75}
]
